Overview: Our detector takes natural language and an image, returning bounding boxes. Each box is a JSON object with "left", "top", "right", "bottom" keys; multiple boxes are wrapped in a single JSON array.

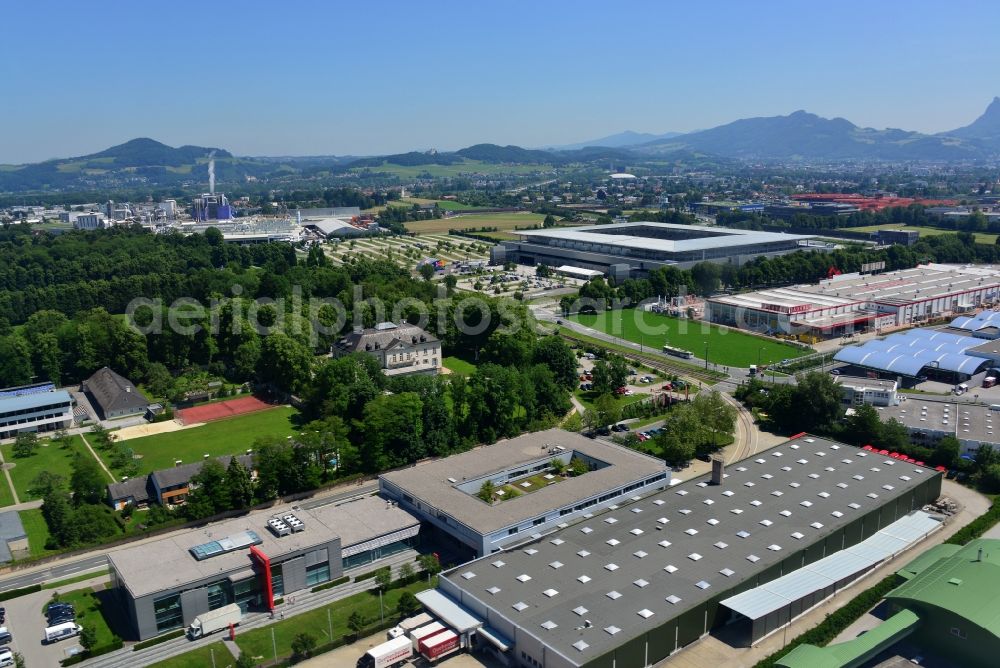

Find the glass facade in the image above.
[
  {"left": 233, "top": 577, "right": 259, "bottom": 612},
  {"left": 341, "top": 536, "right": 417, "bottom": 570},
  {"left": 305, "top": 561, "right": 331, "bottom": 587},
  {"left": 271, "top": 571, "right": 284, "bottom": 597},
  {"left": 206, "top": 580, "right": 232, "bottom": 610},
  {"left": 153, "top": 593, "right": 183, "bottom": 633}
]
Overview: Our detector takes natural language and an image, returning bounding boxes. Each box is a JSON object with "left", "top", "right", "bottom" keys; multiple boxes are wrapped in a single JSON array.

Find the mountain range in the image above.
[{"left": 3, "top": 99, "right": 999, "bottom": 193}]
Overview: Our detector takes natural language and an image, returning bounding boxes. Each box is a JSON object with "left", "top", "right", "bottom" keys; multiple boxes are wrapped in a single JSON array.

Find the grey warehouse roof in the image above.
[
  {"left": 109, "top": 494, "right": 418, "bottom": 598},
  {"left": 516, "top": 222, "right": 815, "bottom": 253},
  {"left": 440, "top": 435, "right": 939, "bottom": 665},
  {"left": 380, "top": 429, "right": 667, "bottom": 535}
]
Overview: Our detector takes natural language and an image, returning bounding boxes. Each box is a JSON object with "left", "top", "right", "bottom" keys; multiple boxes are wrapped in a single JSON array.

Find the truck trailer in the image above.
[
  {"left": 408, "top": 621, "right": 445, "bottom": 649},
  {"left": 187, "top": 604, "right": 242, "bottom": 640},
  {"left": 357, "top": 635, "right": 413, "bottom": 668},
  {"left": 388, "top": 612, "right": 434, "bottom": 640},
  {"left": 419, "top": 629, "right": 460, "bottom": 662}
]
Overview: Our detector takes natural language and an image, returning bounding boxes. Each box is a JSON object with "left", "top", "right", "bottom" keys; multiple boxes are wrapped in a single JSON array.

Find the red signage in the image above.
[
  {"left": 249, "top": 545, "right": 274, "bottom": 611},
  {"left": 760, "top": 303, "right": 810, "bottom": 314}
]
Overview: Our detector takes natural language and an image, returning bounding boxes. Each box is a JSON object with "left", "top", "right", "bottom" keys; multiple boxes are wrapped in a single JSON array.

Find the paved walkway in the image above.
[{"left": 79, "top": 433, "right": 116, "bottom": 483}]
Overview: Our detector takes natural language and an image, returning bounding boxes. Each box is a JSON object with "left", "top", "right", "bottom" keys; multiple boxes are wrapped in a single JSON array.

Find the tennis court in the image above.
[{"left": 176, "top": 395, "right": 274, "bottom": 425}]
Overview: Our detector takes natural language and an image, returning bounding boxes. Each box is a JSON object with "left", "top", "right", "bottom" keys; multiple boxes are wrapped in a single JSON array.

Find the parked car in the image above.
[
  {"left": 0, "top": 647, "right": 12, "bottom": 668},
  {"left": 829, "top": 369, "right": 841, "bottom": 375},
  {"left": 596, "top": 426, "right": 610, "bottom": 436},
  {"left": 0, "top": 628, "right": 11, "bottom": 645}
]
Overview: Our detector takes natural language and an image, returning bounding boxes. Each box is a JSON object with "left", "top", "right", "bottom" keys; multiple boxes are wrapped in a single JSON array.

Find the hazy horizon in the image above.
[{"left": 3, "top": 0, "right": 999, "bottom": 164}]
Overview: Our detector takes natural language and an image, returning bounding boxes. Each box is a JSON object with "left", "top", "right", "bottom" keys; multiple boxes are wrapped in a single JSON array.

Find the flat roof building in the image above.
[
  {"left": 379, "top": 429, "right": 669, "bottom": 558},
  {"left": 108, "top": 494, "right": 420, "bottom": 640},
  {"left": 493, "top": 222, "right": 823, "bottom": 281},
  {"left": 426, "top": 435, "right": 942, "bottom": 668},
  {"left": 0, "top": 388, "right": 73, "bottom": 440},
  {"left": 836, "top": 377, "right": 900, "bottom": 407},
  {"left": 707, "top": 264, "right": 1000, "bottom": 338},
  {"left": 876, "top": 401, "right": 999, "bottom": 456}
]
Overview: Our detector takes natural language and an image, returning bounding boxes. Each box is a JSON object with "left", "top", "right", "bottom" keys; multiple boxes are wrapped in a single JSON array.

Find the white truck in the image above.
[
  {"left": 387, "top": 612, "right": 433, "bottom": 640},
  {"left": 357, "top": 635, "right": 413, "bottom": 668},
  {"left": 187, "top": 604, "right": 242, "bottom": 640}
]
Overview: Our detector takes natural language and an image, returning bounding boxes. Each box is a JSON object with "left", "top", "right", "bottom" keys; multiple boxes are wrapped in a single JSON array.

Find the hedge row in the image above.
[
  {"left": 752, "top": 573, "right": 899, "bottom": 668},
  {"left": 311, "top": 576, "right": 350, "bottom": 593},
  {"left": 264, "top": 617, "right": 399, "bottom": 668},
  {"left": 133, "top": 629, "right": 184, "bottom": 651},
  {"left": 945, "top": 499, "right": 1000, "bottom": 546},
  {"left": 61, "top": 638, "right": 124, "bottom": 666},
  {"left": 0, "top": 583, "right": 41, "bottom": 601},
  {"left": 353, "top": 566, "right": 390, "bottom": 583}
]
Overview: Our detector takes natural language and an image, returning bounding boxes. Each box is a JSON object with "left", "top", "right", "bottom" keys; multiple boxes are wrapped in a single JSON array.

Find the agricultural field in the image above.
[
  {"left": 405, "top": 211, "right": 548, "bottom": 235},
  {"left": 846, "top": 223, "right": 997, "bottom": 245},
  {"left": 568, "top": 309, "right": 809, "bottom": 368},
  {"left": 323, "top": 233, "right": 492, "bottom": 270},
  {"left": 397, "top": 197, "right": 480, "bottom": 211},
  {"left": 103, "top": 406, "right": 299, "bottom": 475}
]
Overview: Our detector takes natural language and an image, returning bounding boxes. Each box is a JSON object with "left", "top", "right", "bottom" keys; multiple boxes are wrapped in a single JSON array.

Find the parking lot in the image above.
[{"left": 1, "top": 573, "right": 108, "bottom": 667}]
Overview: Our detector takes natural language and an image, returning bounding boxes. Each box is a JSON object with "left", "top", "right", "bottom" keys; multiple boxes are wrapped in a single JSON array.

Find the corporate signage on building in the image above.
[{"left": 760, "top": 303, "right": 810, "bottom": 314}]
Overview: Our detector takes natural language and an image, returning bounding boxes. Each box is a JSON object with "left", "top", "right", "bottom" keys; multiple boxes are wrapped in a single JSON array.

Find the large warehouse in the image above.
[
  {"left": 833, "top": 328, "right": 995, "bottom": 383},
  {"left": 379, "top": 429, "right": 669, "bottom": 558},
  {"left": 707, "top": 263, "right": 1000, "bottom": 338},
  {"left": 421, "top": 435, "right": 942, "bottom": 668},
  {"left": 491, "top": 222, "right": 822, "bottom": 280},
  {"left": 108, "top": 495, "right": 420, "bottom": 640}
]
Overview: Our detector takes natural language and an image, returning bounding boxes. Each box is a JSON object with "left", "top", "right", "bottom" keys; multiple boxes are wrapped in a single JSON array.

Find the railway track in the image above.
[{"left": 558, "top": 331, "right": 727, "bottom": 385}]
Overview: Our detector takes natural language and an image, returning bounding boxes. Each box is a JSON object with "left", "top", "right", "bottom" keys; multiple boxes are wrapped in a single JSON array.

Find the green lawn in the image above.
[
  {"left": 845, "top": 223, "right": 997, "bottom": 245},
  {"left": 147, "top": 642, "right": 231, "bottom": 668},
  {"left": 569, "top": 310, "right": 809, "bottom": 368},
  {"left": 2, "top": 435, "right": 89, "bottom": 502},
  {"left": 574, "top": 389, "right": 651, "bottom": 412},
  {"left": 235, "top": 577, "right": 436, "bottom": 662},
  {"left": 45, "top": 585, "right": 119, "bottom": 648},
  {"left": 443, "top": 356, "right": 477, "bottom": 376},
  {"left": 0, "top": 471, "right": 14, "bottom": 509},
  {"left": 19, "top": 508, "right": 58, "bottom": 558},
  {"left": 107, "top": 407, "right": 298, "bottom": 475}
]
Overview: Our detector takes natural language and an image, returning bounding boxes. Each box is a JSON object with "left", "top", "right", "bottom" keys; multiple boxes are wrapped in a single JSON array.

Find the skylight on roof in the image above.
[
  {"left": 731, "top": 508, "right": 744, "bottom": 515},
  {"left": 837, "top": 482, "right": 849, "bottom": 488},
  {"left": 634, "top": 579, "right": 650, "bottom": 588},
  {"left": 577, "top": 549, "right": 590, "bottom": 557},
  {"left": 768, "top": 544, "right": 782, "bottom": 551},
  {"left": 659, "top": 540, "right": 671, "bottom": 548},
  {"left": 790, "top": 532, "right": 804, "bottom": 540},
  {"left": 771, "top": 490, "right": 783, "bottom": 496},
  {"left": 664, "top": 564, "right": 678, "bottom": 573},
  {"left": 630, "top": 528, "right": 644, "bottom": 535},
  {"left": 676, "top": 489, "right": 688, "bottom": 496},
  {"left": 573, "top": 640, "right": 589, "bottom": 652},
  {"left": 487, "top": 586, "right": 501, "bottom": 595},
  {"left": 808, "top": 473, "right": 820, "bottom": 479},
  {"left": 755, "top": 458, "right": 766, "bottom": 464},
  {"left": 658, "top": 517, "right": 669, "bottom": 524},
  {"left": 883, "top": 484, "right": 894, "bottom": 491},
  {"left": 634, "top": 550, "right": 648, "bottom": 558},
  {"left": 632, "top": 508, "right": 643, "bottom": 514},
  {"left": 704, "top": 499, "right": 715, "bottom": 505},
  {"left": 605, "top": 563, "right": 619, "bottom": 571},
  {"left": 707, "top": 518, "right": 720, "bottom": 525},
  {"left": 781, "top": 466, "right": 792, "bottom": 472},
  {"left": 818, "top": 491, "right": 830, "bottom": 498},
  {"left": 789, "top": 444, "right": 800, "bottom": 449},
  {"left": 517, "top": 574, "right": 531, "bottom": 582},
  {"left": 607, "top": 590, "right": 622, "bottom": 600},
  {"left": 868, "top": 492, "right": 879, "bottom": 499},
  {"left": 578, "top": 575, "right": 591, "bottom": 583},
  {"left": 737, "top": 530, "right": 750, "bottom": 538},
  {"left": 524, "top": 548, "right": 538, "bottom": 555},
  {"left": 541, "top": 620, "right": 558, "bottom": 630},
  {"left": 492, "top": 560, "right": 505, "bottom": 568},
  {"left": 800, "top": 500, "right": 813, "bottom": 507},
  {"left": 848, "top": 502, "right": 861, "bottom": 509},
  {"left": 745, "top": 482, "right": 756, "bottom": 487},
  {"left": 685, "top": 528, "right": 698, "bottom": 536},
  {"left": 513, "top": 602, "right": 528, "bottom": 612},
  {"left": 723, "top": 490, "right": 735, "bottom": 497},
  {"left": 695, "top": 580, "right": 711, "bottom": 589},
  {"left": 461, "top": 571, "right": 476, "bottom": 580},
  {"left": 580, "top": 527, "right": 593, "bottom": 534},
  {"left": 550, "top": 538, "right": 564, "bottom": 546},
  {"left": 573, "top": 606, "right": 588, "bottom": 616},
  {"left": 720, "top": 568, "right": 735, "bottom": 577},
  {"left": 831, "top": 511, "right": 844, "bottom": 517},
  {"left": 714, "top": 541, "right": 728, "bottom": 549},
  {"left": 761, "top": 474, "right": 773, "bottom": 480},
  {"left": 665, "top": 595, "right": 682, "bottom": 604},
  {"left": 779, "top": 510, "right": 792, "bottom": 517},
  {"left": 604, "top": 517, "right": 618, "bottom": 524},
  {"left": 688, "top": 553, "right": 703, "bottom": 561},
  {"left": 637, "top": 608, "right": 654, "bottom": 618},
  {"left": 653, "top": 499, "right": 665, "bottom": 505},
  {"left": 760, "top": 519, "right": 773, "bottom": 527},
  {"left": 543, "top": 588, "right": 558, "bottom": 598},
  {"left": 788, "top": 482, "right": 800, "bottom": 488},
  {"left": 747, "top": 554, "right": 760, "bottom": 562},
  {"left": 811, "top": 522, "right": 824, "bottom": 529},
  {"left": 750, "top": 499, "right": 762, "bottom": 506},
  {"left": 607, "top": 539, "right": 620, "bottom": 547},
  {"left": 549, "top": 561, "right": 563, "bottom": 569},
  {"left": 797, "top": 459, "right": 808, "bottom": 465},
  {"left": 605, "top": 625, "right": 621, "bottom": 635},
  {"left": 679, "top": 508, "right": 692, "bottom": 514}
]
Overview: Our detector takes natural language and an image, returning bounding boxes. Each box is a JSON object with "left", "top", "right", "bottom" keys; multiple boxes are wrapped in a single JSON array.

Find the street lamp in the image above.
[{"left": 704, "top": 341, "right": 709, "bottom": 370}]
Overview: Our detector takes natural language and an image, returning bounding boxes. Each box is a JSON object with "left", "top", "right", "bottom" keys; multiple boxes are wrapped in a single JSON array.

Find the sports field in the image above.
[
  {"left": 568, "top": 310, "right": 809, "bottom": 368},
  {"left": 846, "top": 223, "right": 997, "bottom": 245},
  {"left": 107, "top": 406, "right": 298, "bottom": 474},
  {"left": 176, "top": 395, "right": 274, "bottom": 425},
  {"left": 405, "top": 212, "right": 548, "bottom": 235}
]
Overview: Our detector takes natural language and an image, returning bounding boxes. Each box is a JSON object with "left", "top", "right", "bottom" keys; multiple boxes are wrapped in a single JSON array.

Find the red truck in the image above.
[{"left": 418, "top": 629, "right": 460, "bottom": 662}]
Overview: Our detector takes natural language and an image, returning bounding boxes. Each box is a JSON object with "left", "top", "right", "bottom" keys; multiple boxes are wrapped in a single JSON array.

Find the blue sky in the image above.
[{"left": 3, "top": 0, "right": 998, "bottom": 163}]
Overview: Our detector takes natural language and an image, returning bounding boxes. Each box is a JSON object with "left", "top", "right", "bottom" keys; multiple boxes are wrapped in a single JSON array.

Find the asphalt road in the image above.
[{"left": 0, "top": 482, "right": 379, "bottom": 594}]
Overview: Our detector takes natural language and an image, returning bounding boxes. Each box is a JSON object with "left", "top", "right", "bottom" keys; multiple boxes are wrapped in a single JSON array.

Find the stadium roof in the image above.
[
  {"left": 516, "top": 222, "right": 815, "bottom": 254},
  {"left": 888, "top": 539, "right": 1000, "bottom": 638},
  {"left": 439, "top": 435, "right": 939, "bottom": 665},
  {"left": 833, "top": 329, "right": 990, "bottom": 377}
]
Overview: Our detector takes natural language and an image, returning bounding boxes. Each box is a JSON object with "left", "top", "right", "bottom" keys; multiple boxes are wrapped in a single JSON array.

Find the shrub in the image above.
[
  {"left": 310, "top": 576, "right": 349, "bottom": 593},
  {"left": 0, "top": 584, "right": 41, "bottom": 601},
  {"left": 133, "top": 629, "right": 185, "bottom": 651}
]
